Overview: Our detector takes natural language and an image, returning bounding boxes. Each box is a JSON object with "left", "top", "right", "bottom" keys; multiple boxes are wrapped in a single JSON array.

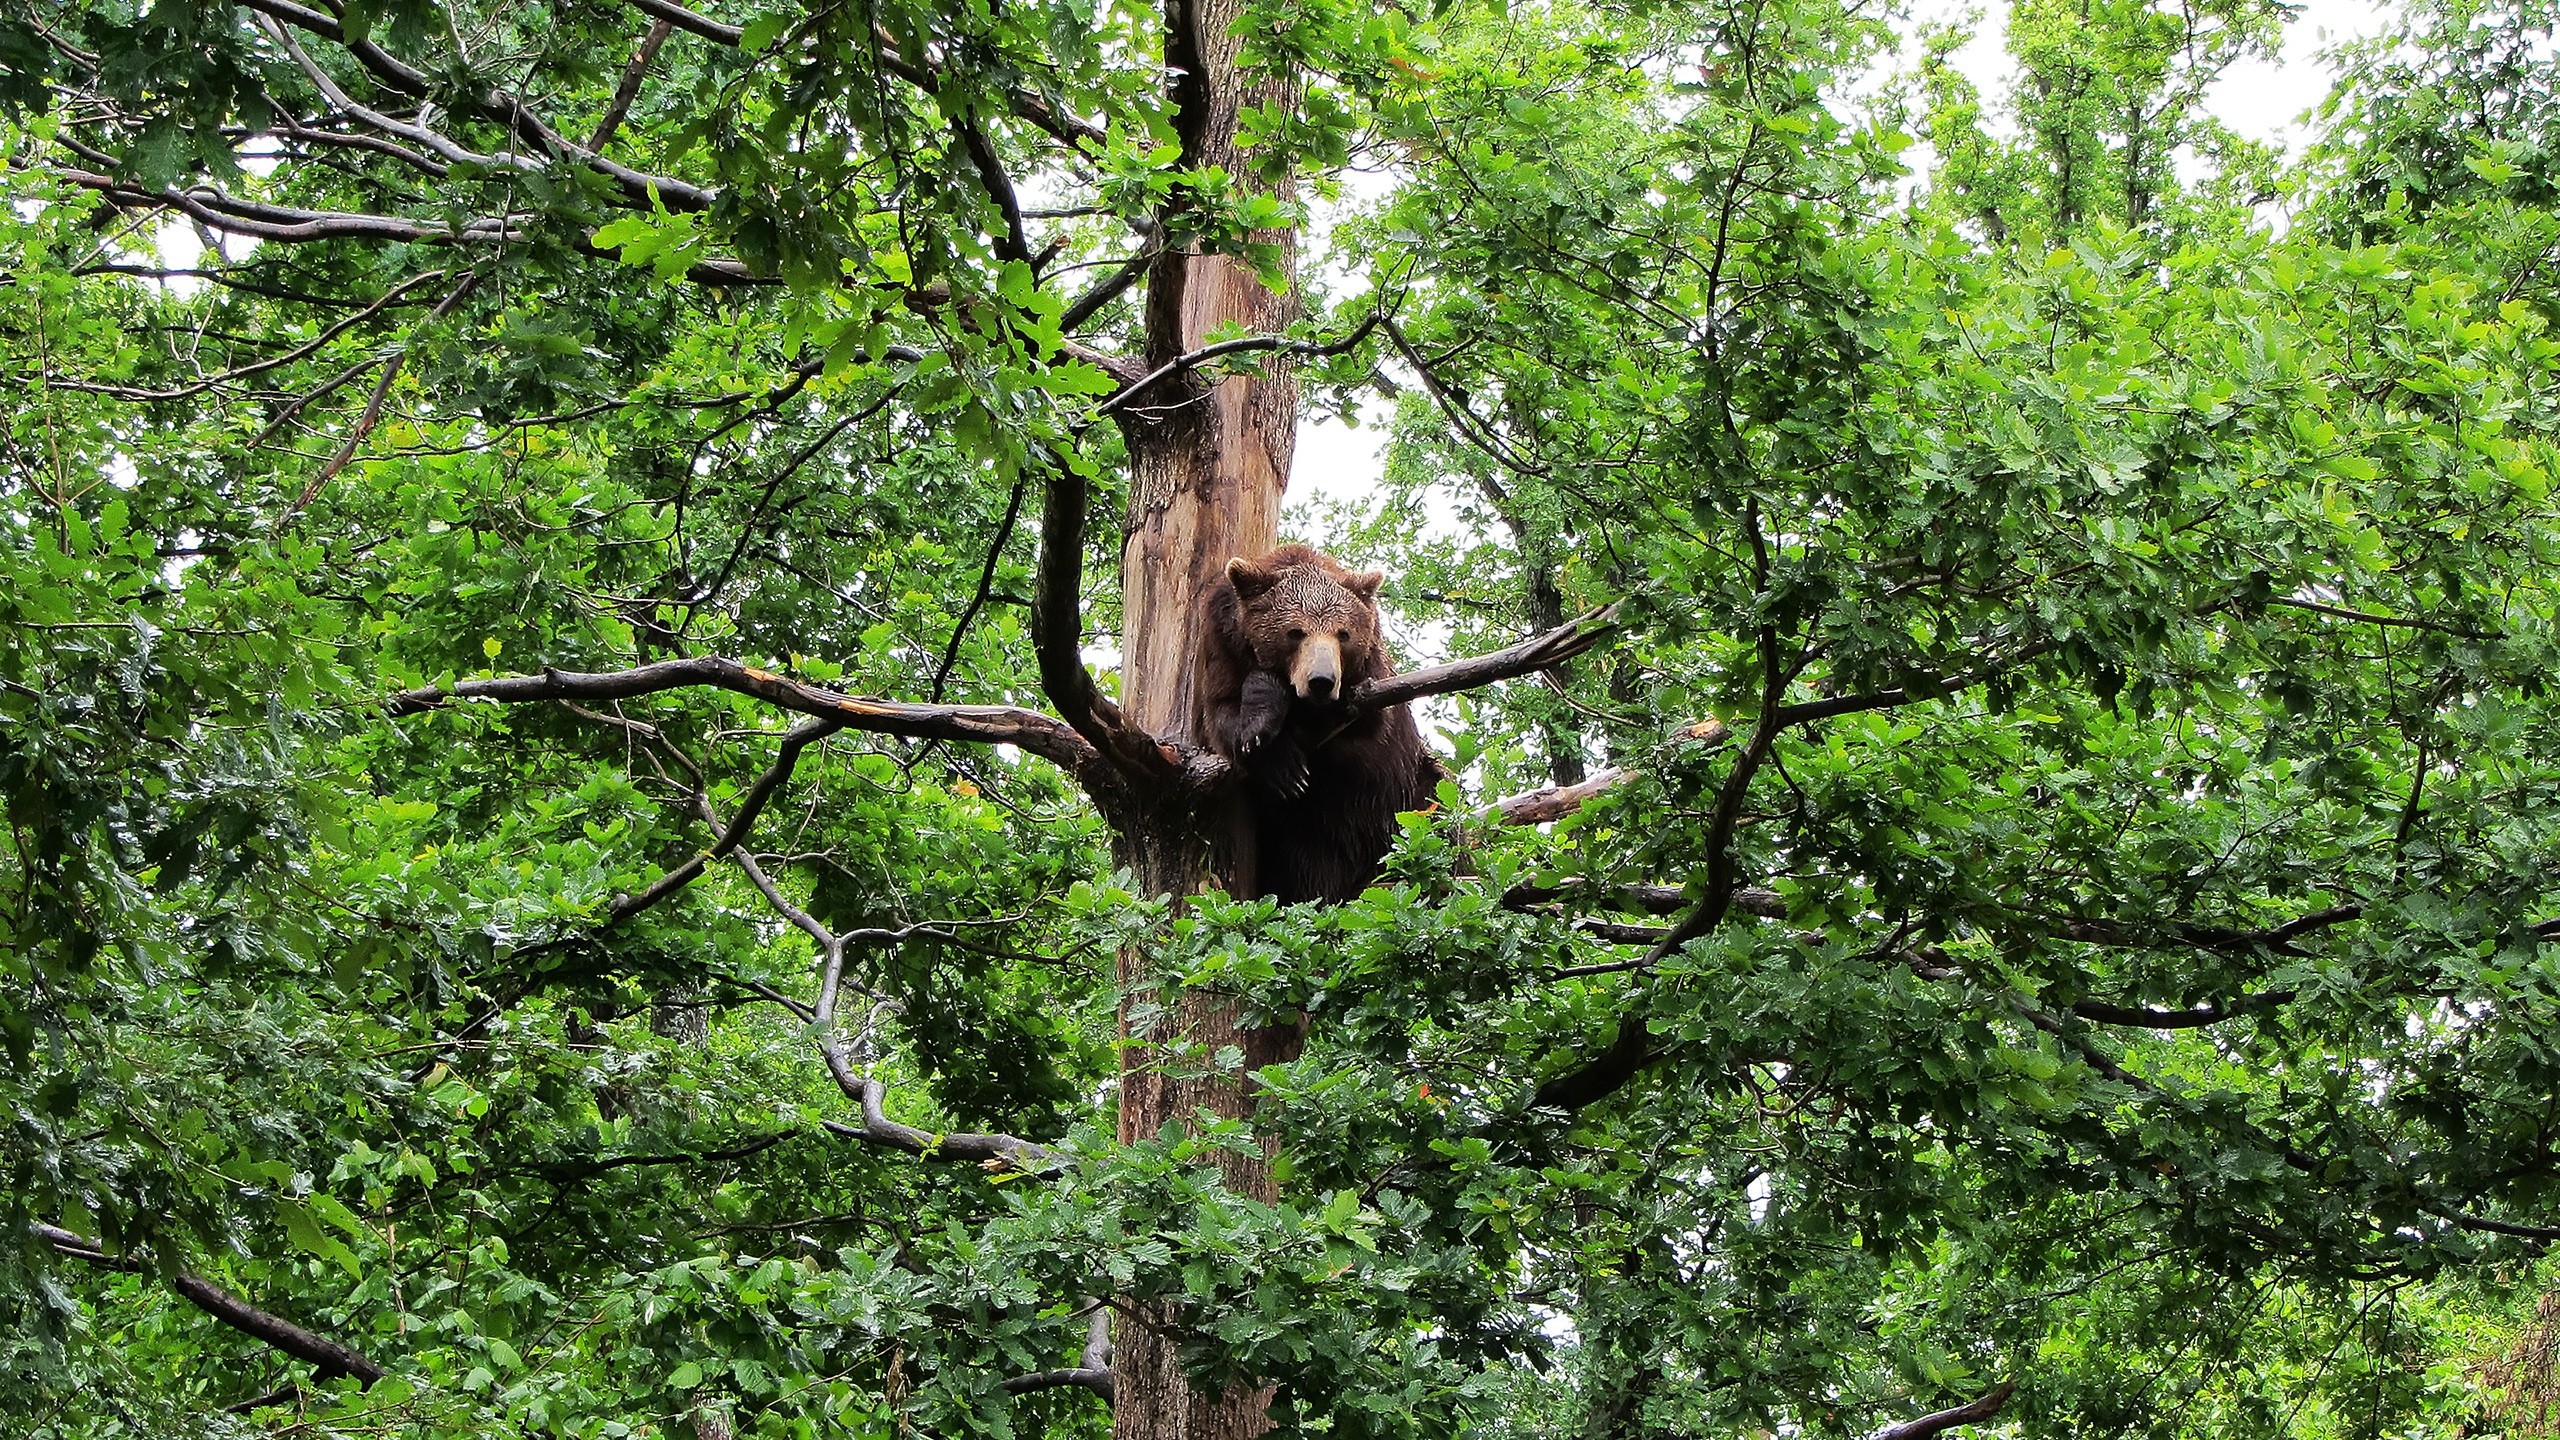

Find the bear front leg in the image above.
[{"left": 1236, "top": 669, "right": 1309, "bottom": 799}]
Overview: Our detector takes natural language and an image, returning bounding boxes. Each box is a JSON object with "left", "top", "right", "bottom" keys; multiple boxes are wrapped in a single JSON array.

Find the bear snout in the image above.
[{"left": 1292, "top": 635, "right": 1343, "bottom": 701}]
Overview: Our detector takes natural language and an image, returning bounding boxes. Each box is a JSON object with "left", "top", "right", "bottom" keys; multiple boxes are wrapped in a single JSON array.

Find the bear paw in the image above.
[
  {"left": 1245, "top": 736, "right": 1311, "bottom": 799},
  {"left": 1237, "top": 669, "right": 1292, "bottom": 745}
]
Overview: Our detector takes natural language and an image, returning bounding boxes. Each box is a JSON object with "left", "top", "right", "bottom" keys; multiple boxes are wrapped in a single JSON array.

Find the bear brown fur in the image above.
[{"left": 1194, "top": 544, "right": 1444, "bottom": 905}]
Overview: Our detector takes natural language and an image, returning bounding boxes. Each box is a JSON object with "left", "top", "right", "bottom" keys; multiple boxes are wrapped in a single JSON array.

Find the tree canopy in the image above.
[{"left": 8, "top": 0, "right": 2560, "bottom": 1436}]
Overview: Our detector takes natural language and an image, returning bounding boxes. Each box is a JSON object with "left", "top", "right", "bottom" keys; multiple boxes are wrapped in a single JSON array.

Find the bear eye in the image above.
[
  {"left": 1286, "top": 628, "right": 1305, "bottom": 642},
  {"left": 1336, "top": 628, "right": 1352, "bottom": 643}
]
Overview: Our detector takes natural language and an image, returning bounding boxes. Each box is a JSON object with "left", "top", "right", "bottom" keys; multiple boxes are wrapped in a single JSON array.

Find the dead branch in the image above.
[{"left": 1349, "top": 603, "right": 1620, "bottom": 714}]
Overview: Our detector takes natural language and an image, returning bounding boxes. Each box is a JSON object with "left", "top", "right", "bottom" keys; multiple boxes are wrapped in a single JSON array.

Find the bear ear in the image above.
[
  {"left": 1346, "top": 570, "right": 1386, "bottom": 601},
  {"left": 1227, "top": 556, "right": 1280, "bottom": 600}
]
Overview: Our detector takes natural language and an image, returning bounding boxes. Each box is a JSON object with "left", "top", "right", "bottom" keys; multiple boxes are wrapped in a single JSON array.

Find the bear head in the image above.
[{"left": 1226, "top": 550, "right": 1386, "bottom": 704}]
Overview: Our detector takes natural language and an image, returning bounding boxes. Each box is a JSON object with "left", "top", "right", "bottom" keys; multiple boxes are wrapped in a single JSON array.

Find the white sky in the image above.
[{"left": 1285, "top": 0, "right": 2406, "bottom": 524}]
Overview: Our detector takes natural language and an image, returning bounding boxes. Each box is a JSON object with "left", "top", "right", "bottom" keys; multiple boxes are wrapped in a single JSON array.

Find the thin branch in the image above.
[
  {"left": 538, "top": 1128, "right": 791, "bottom": 1181},
  {"left": 279, "top": 271, "right": 481, "bottom": 522},
  {"left": 41, "top": 268, "right": 444, "bottom": 400},
  {"left": 1382, "top": 315, "right": 1549, "bottom": 477},
  {"left": 2265, "top": 595, "right": 2499, "bottom": 639},
  {"left": 1095, "top": 314, "right": 1379, "bottom": 419},
  {"left": 1534, "top": 660, "right": 1802, "bottom": 1111},
  {"left": 34, "top": 1223, "right": 386, "bottom": 1385},
  {"left": 2047, "top": 903, "right": 2364, "bottom": 956},
  {"left": 931, "top": 472, "right": 1029, "bottom": 702},
  {"left": 69, "top": 263, "right": 378, "bottom": 308},
  {"left": 1773, "top": 638, "right": 2063, "bottom": 727},
  {"left": 607, "top": 716, "right": 848, "bottom": 923},
  {"left": 620, "top": 0, "right": 1102, "bottom": 148},
  {"left": 2417, "top": 1202, "right": 2560, "bottom": 1243},
  {"left": 2067, "top": 992, "right": 2296, "bottom": 1028},
  {"left": 695, "top": 786, "right": 1053, "bottom": 1171},
  {"left": 382, "top": 656, "right": 1102, "bottom": 778}
]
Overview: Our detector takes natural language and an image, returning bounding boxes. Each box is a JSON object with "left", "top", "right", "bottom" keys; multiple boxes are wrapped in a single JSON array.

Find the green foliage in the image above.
[{"left": 8, "top": 0, "right": 2560, "bottom": 1437}]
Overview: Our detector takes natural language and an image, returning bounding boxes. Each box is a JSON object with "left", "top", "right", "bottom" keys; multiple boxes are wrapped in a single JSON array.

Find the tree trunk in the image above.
[{"left": 1109, "top": 0, "right": 1301, "bottom": 1432}]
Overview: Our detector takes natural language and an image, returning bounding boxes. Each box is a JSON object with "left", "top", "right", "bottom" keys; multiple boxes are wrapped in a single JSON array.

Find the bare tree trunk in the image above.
[{"left": 1108, "top": 0, "right": 1300, "bottom": 1433}]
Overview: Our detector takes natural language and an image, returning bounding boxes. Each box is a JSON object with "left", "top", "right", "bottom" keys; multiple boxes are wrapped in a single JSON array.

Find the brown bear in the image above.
[{"left": 1194, "top": 544, "right": 1444, "bottom": 904}]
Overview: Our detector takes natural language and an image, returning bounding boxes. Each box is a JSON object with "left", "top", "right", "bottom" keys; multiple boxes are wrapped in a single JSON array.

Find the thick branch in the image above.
[
  {"left": 1030, "top": 454, "right": 1126, "bottom": 758},
  {"left": 590, "top": 20, "right": 675, "bottom": 150},
  {"left": 50, "top": 166, "right": 517, "bottom": 245},
  {"left": 1349, "top": 603, "right": 1620, "bottom": 715},
  {"left": 703, "top": 797, "right": 1054, "bottom": 1171},
  {"left": 1004, "top": 1301, "right": 1113, "bottom": 1396},
  {"left": 1059, "top": 242, "right": 1156, "bottom": 334},
  {"left": 1868, "top": 1380, "right": 2016, "bottom": 1440},
  {"left": 35, "top": 1223, "right": 386, "bottom": 1385},
  {"left": 383, "top": 656, "right": 1101, "bottom": 777},
  {"left": 1003, "top": 1366, "right": 1116, "bottom": 1400},
  {"left": 627, "top": 0, "right": 741, "bottom": 43},
  {"left": 1492, "top": 720, "right": 1728, "bottom": 825},
  {"left": 57, "top": 162, "right": 754, "bottom": 284},
  {"left": 954, "top": 119, "right": 1031, "bottom": 263},
  {"left": 244, "top": 0, "right": 711, "bottom": 209},
  {"left": 1502, "top": 878, "right": 1748, "bottom": 916},
  {"left": 1773, "top": 638, "right": 2062, "bottom": 727}
]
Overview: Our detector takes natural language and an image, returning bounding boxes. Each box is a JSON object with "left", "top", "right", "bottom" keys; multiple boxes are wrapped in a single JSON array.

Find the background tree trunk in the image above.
[{"left": 1109, "top": 0, "right": 1301, "bottom": 1432}]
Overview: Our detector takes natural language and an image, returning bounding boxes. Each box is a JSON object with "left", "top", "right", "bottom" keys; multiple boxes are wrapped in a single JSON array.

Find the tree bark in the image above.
[{"left": 1108, "top": 0, "right": 1301, "bottom": 1431}]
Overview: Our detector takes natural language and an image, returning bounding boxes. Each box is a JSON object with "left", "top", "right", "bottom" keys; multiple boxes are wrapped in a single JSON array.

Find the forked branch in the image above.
[
  {"left": 1002, "top": 1303, "right": 1115, "bottom": 1400},
  {"left": 694, "top": 787, "right": 1055, "bottom": 1172}
]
